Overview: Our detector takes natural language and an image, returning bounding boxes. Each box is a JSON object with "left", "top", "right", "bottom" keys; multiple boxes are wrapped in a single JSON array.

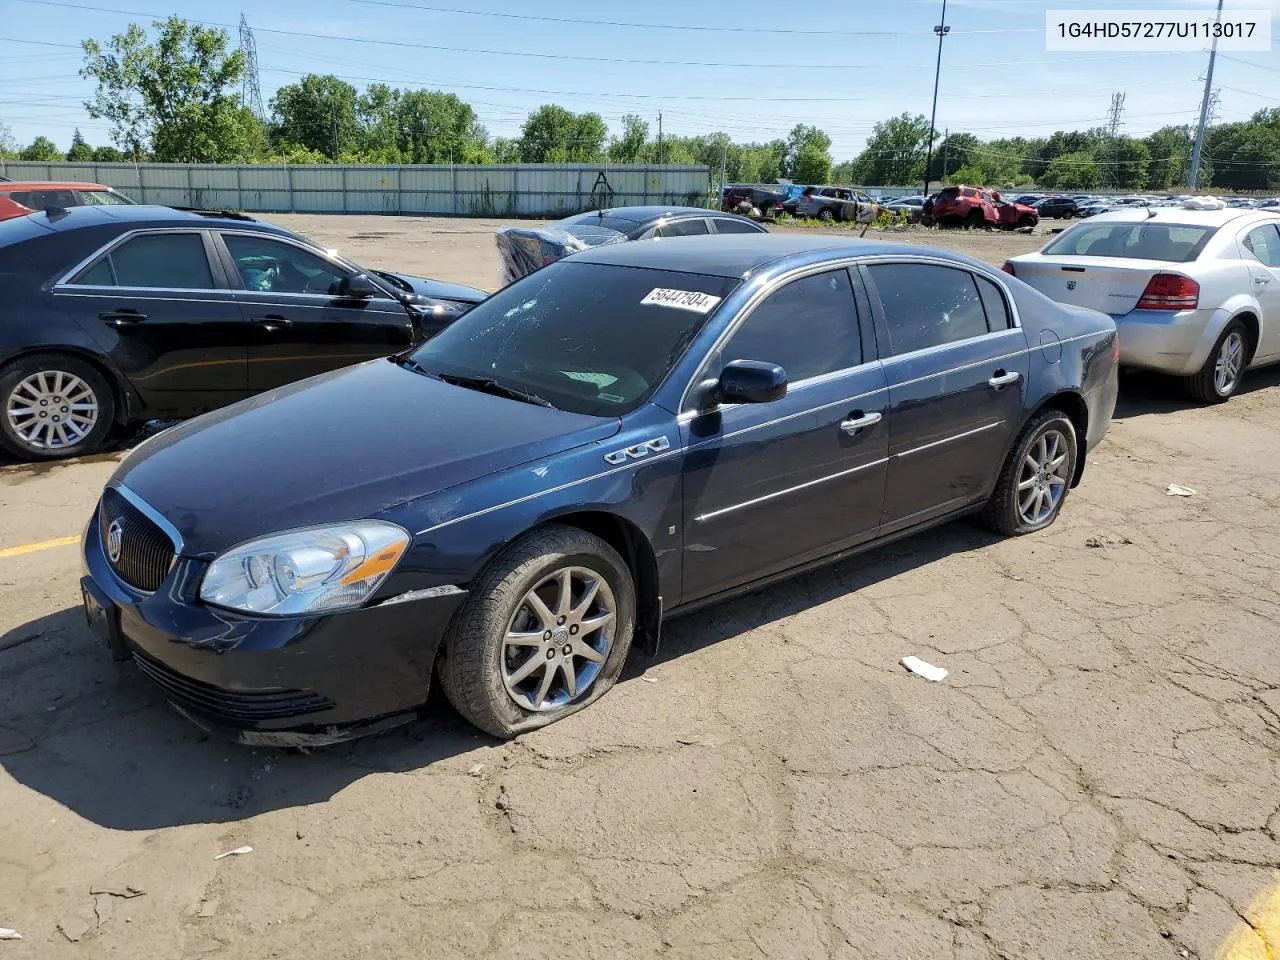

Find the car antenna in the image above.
[
  {"left": 43, "top": 205, "right": 69, "bottom": 222},
  {"left": 1146, "top": 206, "right": 1158, "bottom": 219}
]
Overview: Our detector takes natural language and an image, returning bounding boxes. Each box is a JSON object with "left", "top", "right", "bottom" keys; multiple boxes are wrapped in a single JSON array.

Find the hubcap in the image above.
[
  {"left": 1214, "top": 331, "right": 1244, "bottom": 396},
  {"left": 501, "top": 566, "right": 616, "bottom": 712},
  {"left": 1016, "top": 429, "right": 1070, "bottom": 526},
  {"left": 5, "top": 371, "right": 98, "bottom": 450}
]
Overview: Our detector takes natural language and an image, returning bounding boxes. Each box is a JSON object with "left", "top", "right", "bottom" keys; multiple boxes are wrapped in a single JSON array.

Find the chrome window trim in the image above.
[
  {"left": 54, "top": 290, "right": 237, "bottom": 303},
  {"left": 109, "top": 480, "right": 185, "bottom": 556},
  {"left": 54, "top": 228, "right": 219, "bottom": 291},
  {"left": 694, "top": 456, "right": 890, "bottom": 523}
]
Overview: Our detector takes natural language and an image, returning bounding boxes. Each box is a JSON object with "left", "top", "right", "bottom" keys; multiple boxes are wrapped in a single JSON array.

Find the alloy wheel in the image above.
[
  {"left": 1016, "top": 429, "right": 1070, "bottom": 526},
  {"left": 501, "top": 566, "right": 616, "bottom": 712},
  {"left": 1214, "top": 331, "right": 1245, "bottom": 396},
  {"left": 5, "top": 370, "right": 99, "bottom": 450}
]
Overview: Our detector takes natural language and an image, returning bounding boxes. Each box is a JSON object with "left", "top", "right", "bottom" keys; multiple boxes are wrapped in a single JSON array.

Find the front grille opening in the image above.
[{"left": 99, "top": 488, "right": 176, "bottom": 592}]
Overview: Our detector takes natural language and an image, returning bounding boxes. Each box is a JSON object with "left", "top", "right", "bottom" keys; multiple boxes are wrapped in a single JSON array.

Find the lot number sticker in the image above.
[{"left": 641, "top": 288, "right": 722, "bottom": 313}]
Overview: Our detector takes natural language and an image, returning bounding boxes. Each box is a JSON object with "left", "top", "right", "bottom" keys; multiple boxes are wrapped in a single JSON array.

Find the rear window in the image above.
[
  {"left": 1042, "top": 222, "right": 1216, "bottom": 262},
  {"left": 560, "top": 212, "right": 642, "bottom": 234},
  {"left": 937, "top": 188, "right": 960, "bottom": 200}
]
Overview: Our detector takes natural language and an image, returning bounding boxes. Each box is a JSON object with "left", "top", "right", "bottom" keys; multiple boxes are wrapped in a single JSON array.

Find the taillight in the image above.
[
  {"left": 1001, "top": 261, "right": 1016, "bottom": 276},
  {"left": 1136, "top": 273, "right": 1199, "bottom": 310}
]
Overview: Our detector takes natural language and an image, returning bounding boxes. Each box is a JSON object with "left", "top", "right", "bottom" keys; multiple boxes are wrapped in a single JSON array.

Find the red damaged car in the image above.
[{"left": 931, "top": 186, "right": 1038, "bottom": 230}]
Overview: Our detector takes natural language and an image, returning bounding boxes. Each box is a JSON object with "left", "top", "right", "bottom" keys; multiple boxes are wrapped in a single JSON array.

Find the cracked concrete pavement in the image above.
[{"left": 2, "top": 217, "right": 1279, "bottom": 958}]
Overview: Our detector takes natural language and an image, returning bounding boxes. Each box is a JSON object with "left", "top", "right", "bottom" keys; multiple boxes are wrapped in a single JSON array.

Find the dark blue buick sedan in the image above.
[{"left": 81, "top": 235, "right": 1118, "bottom": 743}]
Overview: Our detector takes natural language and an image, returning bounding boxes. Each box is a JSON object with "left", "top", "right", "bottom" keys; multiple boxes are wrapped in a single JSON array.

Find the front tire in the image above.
[
  {"left": 981, "top": 409, "right": 1078, "bottom": 536},
  {"left": 438, "top": 524, "right": 636, "bottom": 739},
  {"left": 0, "top": 353, "right": 115, "bottom": 461},
  {"left": 1184, "top": 320, "right": 1247, "bottom": 404}
]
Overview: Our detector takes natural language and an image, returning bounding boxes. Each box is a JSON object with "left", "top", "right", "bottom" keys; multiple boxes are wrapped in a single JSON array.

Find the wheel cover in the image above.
[
  {"left": 1214, "top": 331, "right": 1244, "bottom": 396},
  {"left": 5, "top": 370, "right": 99, "bottom": 450},
  {"left": 501, "top": 566, "right": 616, "bottom": 712},
  {"left": 1016, "top": 428, "right": 1070, "bottom": 526}
]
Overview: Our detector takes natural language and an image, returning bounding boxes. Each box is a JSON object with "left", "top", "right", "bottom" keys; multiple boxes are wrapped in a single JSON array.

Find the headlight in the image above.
[{"left": 199, "top": 521, "right": 410, "bottom": 616}]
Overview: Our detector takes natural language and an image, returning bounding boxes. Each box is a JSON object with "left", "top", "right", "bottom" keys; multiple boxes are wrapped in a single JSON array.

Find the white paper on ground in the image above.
[
  {"left": 901, "top": 656, "right": 949, "bottom": 682},
  {"left": 1166, "top": 484, "right": 1196, "bottom": 497}
]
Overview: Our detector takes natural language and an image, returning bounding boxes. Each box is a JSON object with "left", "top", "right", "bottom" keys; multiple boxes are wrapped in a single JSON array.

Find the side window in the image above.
[
  {"left": 975, "top": 275, "right": 1012, "bottom": 331},
  {"left": 712, "top": 217, "right": 762, "bottom": 235},
  {"left": 1243, "top": 225, "right": 1280, "bottom": 268},
  {"left": 719, "top": 269, "right": 861, "bottom": 383},
  {"left": 868, "top": 263, "right": 990, "bottom": 356},
  {"left": 72, "top": 233, "right": 215, "bottom": 289},
  {"left": 656, "top": 219, "right": 709, "bottom": 238},
  {"left": 222, "top": 234, "right": 348, "bottom": 294}
]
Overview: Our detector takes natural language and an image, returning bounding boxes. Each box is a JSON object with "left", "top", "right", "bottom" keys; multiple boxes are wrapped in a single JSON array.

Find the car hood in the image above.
[
  {"left": 379, "top": 271, "right": 488, "bottom": 304},
  {"left": 113, "top": 360, "right": 621, "bottom": 557}
]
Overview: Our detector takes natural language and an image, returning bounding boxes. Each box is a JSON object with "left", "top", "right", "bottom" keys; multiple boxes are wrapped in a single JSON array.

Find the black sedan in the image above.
[
  {"left": 81, "top": 235, "right": 1118, "bottom": 744},
  {"left": 496, "top": 205, "right": 765, "bottom": 283},
  {"left": 0, "top": 205, "right": 486, "bottom": 460}
]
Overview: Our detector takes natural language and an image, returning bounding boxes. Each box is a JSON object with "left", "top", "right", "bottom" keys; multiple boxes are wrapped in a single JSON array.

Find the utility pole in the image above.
[
  {"left": 720, "top": 139, "right": 727, "bottom": 200},
  {"left": 942, "top": 127, "right": 949, "bottom": 184},
  {"left": 657, "top": 112, "right": 663, "bottom": 165},
  {"left": 1187, "top": 0, "right": 1224, "bottom": 191},
  {"left": 922, "top": 0, "right": 950, "bottom": 200}
]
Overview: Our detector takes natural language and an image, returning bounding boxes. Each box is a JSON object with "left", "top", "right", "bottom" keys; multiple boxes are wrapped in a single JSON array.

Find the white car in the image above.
[{"left": 1004, "top": 205, "right": 1280, "bottom": 402}]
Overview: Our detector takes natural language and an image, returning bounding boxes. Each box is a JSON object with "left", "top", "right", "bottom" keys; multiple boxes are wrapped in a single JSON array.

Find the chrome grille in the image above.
[{"left": 99, "top": 487, "right": 175, "bottom": 592}]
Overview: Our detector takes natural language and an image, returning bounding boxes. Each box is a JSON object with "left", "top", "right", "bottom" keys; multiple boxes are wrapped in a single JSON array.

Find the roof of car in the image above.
[
  {"left": 0, "top": 181, "right": 113, "bottom": 190},
  {"left": 1082, "top": 207, "right": 1273, "bottom": 226},
  {"left": 24, "top": 203, "right": 286, "bottom": 232},
  {"left": 565, "top": 205, "right": 718, "bottom": 225},
  {"left": 572, "top": 233, "right": 985, "bottom": 279}
]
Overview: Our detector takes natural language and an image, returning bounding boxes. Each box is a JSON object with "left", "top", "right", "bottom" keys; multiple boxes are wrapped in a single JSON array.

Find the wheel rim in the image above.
[
  {"left": 5, "top": 370, "right": 99, "bottom": 450},
  {"left": 501, "top": 566, "right": 616, "bottom": 712},
  {"left": 1213, "top": 331, "right": 1244, "bottom": 396},
  {"left": 1016, "top": 429, "right": 1070, "bottom": 526}
]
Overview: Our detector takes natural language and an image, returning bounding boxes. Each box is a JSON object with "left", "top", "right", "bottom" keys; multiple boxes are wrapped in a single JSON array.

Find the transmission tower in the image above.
[
  {"left": 239, "top": 14, "right": 265, "bottom": 122},
  {"left": 1100, "top": 91, "right": 1126, "bottom": 191}
]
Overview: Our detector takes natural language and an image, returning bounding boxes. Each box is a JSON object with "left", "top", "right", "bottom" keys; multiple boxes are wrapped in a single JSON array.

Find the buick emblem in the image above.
[
  {"left": 107, "top": 519, "right": 124, "bottom": 563},
  {"left": 1066, "top": 280, "right": 1077, "bottom": 291}
]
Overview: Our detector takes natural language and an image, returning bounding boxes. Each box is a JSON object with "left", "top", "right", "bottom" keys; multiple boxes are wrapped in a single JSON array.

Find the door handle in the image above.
[
  {"left": 988, "top": 370, "right": 1021, "bottom": 389},
  {"left": 100, "top": 310, "right": 146, "bottom": 328},
  {"left": 840, "top": 411, "right": 882, "bottom": 435},
  {"left": 1256, "top": 276, "right": 1272, "bottom": 285},
  {"left": 252, "top": 315, "right": 293, "bottom": 331}
]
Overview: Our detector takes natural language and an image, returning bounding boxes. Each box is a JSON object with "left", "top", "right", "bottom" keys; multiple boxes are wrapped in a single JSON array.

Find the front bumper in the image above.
[
  {"left": 83, "top": 514, "right": 466, "bottom": 738},
  {"left": 1114, "top": 306, "right": 1222, "bottom": 377}
]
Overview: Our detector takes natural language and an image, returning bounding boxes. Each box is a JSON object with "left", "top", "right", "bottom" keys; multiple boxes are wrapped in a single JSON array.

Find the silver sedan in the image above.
[{"left": 1004, "top": 206, "right": 1280, "bottom": 402}]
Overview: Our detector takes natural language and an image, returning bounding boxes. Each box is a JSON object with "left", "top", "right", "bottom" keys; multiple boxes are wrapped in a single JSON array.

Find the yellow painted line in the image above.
[
  {"left": 1217, "top": 873, "right": 1280, "bottom": 960},
  {"left": 0, "top": 535, "right": 80, "bottom": 560}
]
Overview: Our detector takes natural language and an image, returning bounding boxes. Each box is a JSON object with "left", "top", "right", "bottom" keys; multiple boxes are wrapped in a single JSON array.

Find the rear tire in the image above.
[
  {"left": 981, "top": 409, "right": 1079, "bottom": 536},
  {"left": 1184, "top": 320, "right": 1247, "bottom": 404},
  {"left": 818, "top": 207, "right": 836, "bottom": 223},
  {"left": 0, "top": 353, "right": 116, "bottom": 462},
  {"left": 964, "top": 209, "right": 984, "bottom": 229},
  {"left": 438, "top": 524, "right": 636, "bottom": 739}
]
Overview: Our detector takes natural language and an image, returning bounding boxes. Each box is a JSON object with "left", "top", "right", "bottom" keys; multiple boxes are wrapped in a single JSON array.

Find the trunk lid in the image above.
[{"left": 1011, "top": 256, "right": 1178, "bottom": 316}]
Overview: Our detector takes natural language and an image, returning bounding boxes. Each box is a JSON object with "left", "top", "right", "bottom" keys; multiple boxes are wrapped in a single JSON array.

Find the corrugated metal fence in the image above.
[{"left": 0, "top": 161, "right": 713, "bottom": 217}]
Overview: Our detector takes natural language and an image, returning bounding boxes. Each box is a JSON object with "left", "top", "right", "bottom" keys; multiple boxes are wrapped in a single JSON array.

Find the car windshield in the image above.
[
  {"left": 1042, "top": 222, "right": 1217, "bottom": 262},
  {"left": 408, "top": 261, "right": 738, "bottom": 417}
]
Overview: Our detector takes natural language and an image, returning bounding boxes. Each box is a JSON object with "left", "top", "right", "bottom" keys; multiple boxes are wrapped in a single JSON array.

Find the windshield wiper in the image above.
[
  {"left": 439, "top": 373, "right": 556, "bottom": 409},
  {"left": 392, "top": 354, "right": 440, "bottom": 379}
]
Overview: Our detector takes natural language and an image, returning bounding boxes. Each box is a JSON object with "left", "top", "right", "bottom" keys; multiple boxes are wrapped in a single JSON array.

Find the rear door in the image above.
[
  {"left": 214, "top": 231, "right": 414, "bottom": 390},
  {"left": 1241, "top": 222, "right": 1280, "bottom": 359},
  {"left": 861, "top": 260, "right": 1029, "bottom": 533},
  {"left": 53, "top": 229, "right": 249, "bottom": 411},
  {"left": 679, "top": 267, "right": 887, "bottom": 601}
]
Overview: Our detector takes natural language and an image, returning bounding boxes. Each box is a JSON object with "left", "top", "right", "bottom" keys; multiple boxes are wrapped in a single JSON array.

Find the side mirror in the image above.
[
  {"left": 339, "top": 273, "right": 379, "bottom": 298},
  {"left": 708, "top": 359, "right": 788, "bottom": 406}
]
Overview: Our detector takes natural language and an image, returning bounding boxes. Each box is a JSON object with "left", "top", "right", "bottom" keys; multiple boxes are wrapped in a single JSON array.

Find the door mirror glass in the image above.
[
  {"left": 340, "top": 273, "right": 380, "bottom": 298},
  {"left": 715, "top": 359, "right": 787, "bottom": 405}
]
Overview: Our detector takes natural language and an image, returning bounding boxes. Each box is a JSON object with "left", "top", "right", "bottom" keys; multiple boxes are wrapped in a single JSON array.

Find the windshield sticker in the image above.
[{"left": 641, "top": 288, "right": 722, "bottom": 313}]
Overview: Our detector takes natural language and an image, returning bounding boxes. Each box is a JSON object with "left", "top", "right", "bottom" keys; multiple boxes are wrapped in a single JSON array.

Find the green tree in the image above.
[
  {"left": 1145, "top": 126, "right": 1191, "bottom": 190},
  {"left": 1108, "top": 136, "right": 1151, "bottom": 191},
  {"left": 81, "top": 16, "right": 249, "bottom": 162},
  {"left": 0, "top": 121, "right": 16, "bottom": 158},
  {"left": 20, "top": 136, "right": 62, "bottom": 161},
  {"left": 793, "top": 144, "right": 831, "bottom": 184},
  {"left": 930, "top": 132, "right": 979, "bottom": 181},
  {"left": 91, "top": 145, "right": 125, "bottom": 162},
  {"left": 389, "top": 89, "right": 488, "bottom": 164},
  {"left": 518, "top": 105, "right": 607, "bottom": 163},
  {"left": 1207, "top": 115, "right": 1280, "bottom": 191},
  {"left": 831, "top": 159, "right": 856, "bottom": 183},
  {"left": 608, "top": 114, "right": 650, "bottom": 163},
  {"left": 849, "top": 113, "right": 932, "bottom": 186},
  {"left": 1040, "top": 151, "right": 1101, "bottom": 190},
  {"left": 946, "top": 164, "right": 987, "bottom": 186},
  {"left": 271, "top": 74, "right": 360, "bottom": 160},
  {"left": 491, "top": 137, "right": 521, "bottom": 164},
  {"left": 67, "top": 127, "right": 94, "bottom": 161},
  {"left": 264, "top": 143, "right": 331, "bottom": 164},
  {"left": 781, "top": 124, "right": 831, "bottom": 180}
]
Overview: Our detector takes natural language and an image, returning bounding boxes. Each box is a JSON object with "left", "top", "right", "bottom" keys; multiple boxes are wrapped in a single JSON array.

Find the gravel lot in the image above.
[{"left": 2, "top": 214, "right": 1279, "bottom": 959}]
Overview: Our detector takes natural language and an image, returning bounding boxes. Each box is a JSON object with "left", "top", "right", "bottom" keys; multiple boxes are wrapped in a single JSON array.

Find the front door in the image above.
[
  {"left": 861, "top": 261, "right": 1029, "bottom": 533},
  {"left": 680, "top": 267, "right": 888, "bottom": 603},
  {"left": 1241, "top": 223, "right": 1280, "bottom": 360},
  {"left": 215, "top": 232, "right": 415, "bottom": 390},
  {"left": 54, "top": 229, "right": 249, "bottom": 413}
]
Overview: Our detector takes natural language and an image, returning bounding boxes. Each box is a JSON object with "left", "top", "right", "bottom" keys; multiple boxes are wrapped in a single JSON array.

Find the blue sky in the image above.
[{"left": 1, "top": 0, "right": 1276, "bottom": 161}]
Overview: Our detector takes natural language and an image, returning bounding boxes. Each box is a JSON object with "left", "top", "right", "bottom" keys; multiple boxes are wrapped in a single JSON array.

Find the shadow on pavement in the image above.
[
  {"left": 1113, "top": 363, "right": 1280, "bottom": 420},
  {"left": 0, "top": 518, "right": 997, "bottom": 832}
]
